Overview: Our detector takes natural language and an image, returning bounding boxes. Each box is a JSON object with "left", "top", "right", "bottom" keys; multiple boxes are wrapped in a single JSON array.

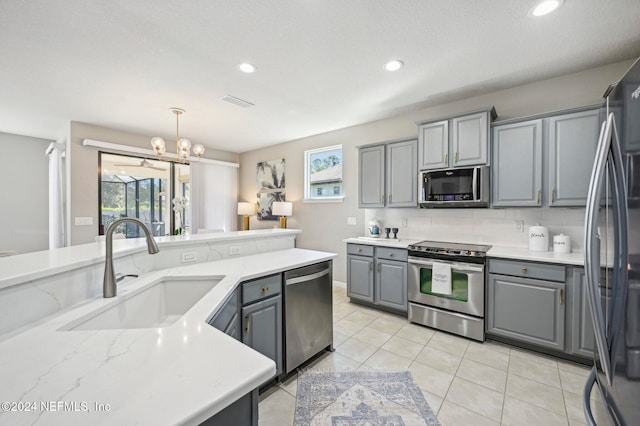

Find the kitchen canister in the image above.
[
  {"left": 553, "top": 233, "right": 572, "bottom": 253},
  {"left": 528, "top": 224, "right": 549, "bottom": 252}
]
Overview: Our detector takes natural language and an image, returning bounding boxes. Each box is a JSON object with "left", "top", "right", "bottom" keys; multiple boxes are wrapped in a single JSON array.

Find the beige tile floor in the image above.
[{"left": 258, "top": 285, "right": 601, "bottom": 426}]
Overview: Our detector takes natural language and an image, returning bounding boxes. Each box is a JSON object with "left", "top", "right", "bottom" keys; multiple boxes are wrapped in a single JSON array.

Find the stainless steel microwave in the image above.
[{"left": 418, "top": 166, "right": 490, "bottom": 208}]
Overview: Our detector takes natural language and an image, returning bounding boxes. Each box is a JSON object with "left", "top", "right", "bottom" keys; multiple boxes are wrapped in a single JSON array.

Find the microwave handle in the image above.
[{"left": 472, "top": 168, "right": 478, "bottom": 201}]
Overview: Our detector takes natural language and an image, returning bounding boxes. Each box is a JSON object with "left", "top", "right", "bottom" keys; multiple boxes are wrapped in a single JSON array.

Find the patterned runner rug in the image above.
[{"left": 293, "top": 370, "right": 441, "bottom": 426}]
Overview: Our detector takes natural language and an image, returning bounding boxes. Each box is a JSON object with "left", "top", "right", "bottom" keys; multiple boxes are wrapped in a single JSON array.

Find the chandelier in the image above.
[{"left": 150, "top": 108, "right": 205, "bottom": 162}]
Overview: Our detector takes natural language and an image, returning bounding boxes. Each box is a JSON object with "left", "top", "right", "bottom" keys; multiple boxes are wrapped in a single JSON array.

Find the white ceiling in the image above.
[{"left": 1, "top": 1, "right": 639, "bottom": 153}]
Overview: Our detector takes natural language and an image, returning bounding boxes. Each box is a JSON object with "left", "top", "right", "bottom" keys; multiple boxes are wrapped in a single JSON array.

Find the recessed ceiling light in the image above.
[
  {"left": 531, "top": 0, "right": 563, "bottom": 17},
  {"left": 384, "top": 60, "right": 404, "bottom": 72},
  {"left": 238, "top": 62, "right": 256, "bottom": 73}
]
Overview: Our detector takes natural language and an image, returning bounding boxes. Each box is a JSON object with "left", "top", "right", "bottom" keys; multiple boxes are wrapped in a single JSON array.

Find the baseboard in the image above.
[{"left": 332, "top": 280, "right": 346, "bottom": 288}]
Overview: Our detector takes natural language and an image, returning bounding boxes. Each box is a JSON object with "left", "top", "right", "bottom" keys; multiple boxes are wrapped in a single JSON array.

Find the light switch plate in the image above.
[
  {"left": 347, "top": 217, "right": 357, "bottom": 225},
  {"left": 228, "top": 246, "right": 241, "bottom": 255},
  {"left": 513, "top": 220, "right": 524, "bottom": 232},
  {"left": 181, "top": 252, "right": 197, "bottom": 263}
]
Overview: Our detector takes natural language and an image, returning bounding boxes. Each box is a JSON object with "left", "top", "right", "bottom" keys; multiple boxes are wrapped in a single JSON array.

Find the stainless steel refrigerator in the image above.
[{"left": 583, "top": 57, "right": 640, "bottom": 425}]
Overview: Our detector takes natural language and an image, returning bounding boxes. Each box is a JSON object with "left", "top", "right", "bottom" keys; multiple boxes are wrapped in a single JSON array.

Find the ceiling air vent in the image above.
[{"left": 221, "top": 95, "right": 254, "bottom": 108}]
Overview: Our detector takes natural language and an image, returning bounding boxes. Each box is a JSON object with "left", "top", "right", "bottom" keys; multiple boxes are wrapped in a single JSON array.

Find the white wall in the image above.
[
  {"left": 0, "top": 132, "right": 52, "bottom": 254},
  {"left": 67, "top": 122, "right": 240, "bottom": 245},
  {"left": 239, "top": 59, "right": 634, "bottom": 282}
]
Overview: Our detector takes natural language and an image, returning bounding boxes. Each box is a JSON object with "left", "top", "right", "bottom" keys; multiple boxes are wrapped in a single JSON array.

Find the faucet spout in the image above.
[{"left": 103, "top": 217, "right": 159, "bottom": 298}]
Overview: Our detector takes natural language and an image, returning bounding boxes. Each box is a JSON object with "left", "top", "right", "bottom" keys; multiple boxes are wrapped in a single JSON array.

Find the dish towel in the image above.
[{"left": 431, "top": 262, "right": 452, "bottom": 295}]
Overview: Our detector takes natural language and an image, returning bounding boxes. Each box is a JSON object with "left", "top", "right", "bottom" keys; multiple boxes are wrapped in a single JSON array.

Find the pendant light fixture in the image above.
[{"left": 151, "top": 108, "right": 205, "bottom": 162}]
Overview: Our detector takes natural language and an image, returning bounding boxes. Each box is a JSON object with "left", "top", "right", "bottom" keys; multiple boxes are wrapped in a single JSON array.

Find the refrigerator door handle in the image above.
[
  {"left": 583, "top": 368, "right": 598, "bottom": 426},
  {"left": 585, "top": 116, "right": 614, "bottom": 384}
]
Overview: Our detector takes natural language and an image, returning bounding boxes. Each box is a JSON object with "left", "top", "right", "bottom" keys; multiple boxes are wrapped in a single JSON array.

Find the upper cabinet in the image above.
[
  {"left": 492, "top": 107, "right": 600, "bottom": 208},
  {"left": 492, "top": 119, "right": 543, "bottom": 207},
  {"left": 358, "top": 139, "right": 417, "bottom": 208},
  {"left": 418, "top": 107, "right": 496, "bottom": 170},
  {"left": 547, "top": 109, "right": 600, "bottom": 206}
]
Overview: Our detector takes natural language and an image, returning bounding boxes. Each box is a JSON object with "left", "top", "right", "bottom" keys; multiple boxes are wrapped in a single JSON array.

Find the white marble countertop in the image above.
[
  {"left": 0, "top": 229, "right": 300, "bottom": 289},
  {"left": 343, "top": 237, "right": 422, "bottom": 249},
  {"left": 0, "top": 248, "right": 336, "bottom": 426},
  {"left": 345, "top": 236, "right": 585, "bottom": 266}
]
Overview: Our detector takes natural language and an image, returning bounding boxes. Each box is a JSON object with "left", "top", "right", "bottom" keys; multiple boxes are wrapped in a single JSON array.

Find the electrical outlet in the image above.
[
  {"left": 401, "top": 218, "right": 408, "bottom": 227},
  {"left": 74, "top": 217, "right": 93, "bottom": 226},
  {"left": 229, "top": 246, "right": 241, "bottom": 255},
  {"left": 347, "top": 217, "right": 357, "bottom": 225},
  {"left": 181, "top": 252, "right": 197, "bottom": 263},
  {"left": 513, "top": 220, "right": 524, "bottom": 232}
]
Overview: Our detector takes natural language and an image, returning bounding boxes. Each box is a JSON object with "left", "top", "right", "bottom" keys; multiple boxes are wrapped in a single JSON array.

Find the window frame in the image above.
[{"left": 303, "top": 144, "right": 344, "bottom": 203}]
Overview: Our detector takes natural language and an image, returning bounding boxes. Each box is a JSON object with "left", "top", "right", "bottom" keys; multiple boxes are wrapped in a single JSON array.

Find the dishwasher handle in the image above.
[{"left": 286, "top": 268, "right": 330, "bottom": 286}]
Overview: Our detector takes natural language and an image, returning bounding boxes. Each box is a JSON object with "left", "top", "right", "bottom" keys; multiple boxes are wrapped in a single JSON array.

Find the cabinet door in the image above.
[
  {"left": 347, "top": 255, "right": 374, "bottom": 302},
  {"left": 387, "top": 139, "right": 417, "bottom": 207},
  {"left": 487, "top": 274, "right": 565, "bottom": 351},
  {"left": 571, "top": 268, "right": 595, "bottom": 358},
  {"left": 452, "top": 112, "right": 488, "bottom": 167},
  {"left": 359, "top": 145, "right": 385, "bottom": 207},
  {"left": 418, "top": 120, "right": 448, "bottom": 170},
  {"left": 375, "top": 259, "right": 407, "bottom": 312},
  {"left": 242, "top": 296, "right": 283, "bottom": 377},
  {"left": 547, "top": 109, "right": 600, "bottom": 206},
  {"left": 492, "top": 120, "right": 543, "bottom": 207}
]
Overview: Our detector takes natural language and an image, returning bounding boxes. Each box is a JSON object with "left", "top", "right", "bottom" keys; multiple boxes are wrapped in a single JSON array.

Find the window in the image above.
[{"left": 304, "top": 145, "right": 343, "bottom": 202}]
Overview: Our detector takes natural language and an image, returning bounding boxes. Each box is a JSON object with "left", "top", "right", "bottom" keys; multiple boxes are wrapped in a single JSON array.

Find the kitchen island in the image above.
[{"left": 0, "top": 230, "right": 336, "bottom": 425}]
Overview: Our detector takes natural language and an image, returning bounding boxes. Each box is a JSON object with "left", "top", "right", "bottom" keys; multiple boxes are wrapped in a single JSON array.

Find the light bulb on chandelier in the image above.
[{"left": 151, "top": 108, "right": 205, "bottom": 162}]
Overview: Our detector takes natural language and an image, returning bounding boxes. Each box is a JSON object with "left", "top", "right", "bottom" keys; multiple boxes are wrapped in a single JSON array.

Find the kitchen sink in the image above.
[{"left": 60, "top": 277, "right": 221, "bottom": 331}]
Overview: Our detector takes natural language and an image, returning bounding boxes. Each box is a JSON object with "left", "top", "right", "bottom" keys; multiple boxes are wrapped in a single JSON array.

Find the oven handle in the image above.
[{"left": 408, "top": 257, "right": 484, "bottom": 273}]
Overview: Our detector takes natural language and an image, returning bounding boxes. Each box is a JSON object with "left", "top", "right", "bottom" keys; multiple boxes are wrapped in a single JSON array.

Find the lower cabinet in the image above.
[
  {"left": 241, "top": 274, "right": 283, "bottom": 379},
  {"left": 347, "top": 244, "right": 407, "bottom": 313},
  {"left": 570, "top": 268, "right": 596, "bottom": 358},
  {"left": 487, "top": 259, "right": 566, "bottom": 351}
]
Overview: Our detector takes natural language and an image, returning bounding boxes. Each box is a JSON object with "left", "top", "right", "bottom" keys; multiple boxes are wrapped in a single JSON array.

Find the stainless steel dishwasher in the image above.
[{"left": 283, "top": 260, "right": 333, "bottom": 373}]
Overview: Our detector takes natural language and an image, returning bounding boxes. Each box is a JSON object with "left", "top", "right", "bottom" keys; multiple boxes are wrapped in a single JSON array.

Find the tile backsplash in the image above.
[{"left": 365, "top": 207, "right": 587, "bottom": 251}]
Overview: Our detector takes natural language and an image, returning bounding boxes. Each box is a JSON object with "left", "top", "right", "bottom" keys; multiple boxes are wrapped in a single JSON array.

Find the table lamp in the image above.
[
  {"left": 272, "top": 201, "right": 293, "bottom": 229},
  {"left": 237, "top": 202, "right": 255, "bottom": 231}
]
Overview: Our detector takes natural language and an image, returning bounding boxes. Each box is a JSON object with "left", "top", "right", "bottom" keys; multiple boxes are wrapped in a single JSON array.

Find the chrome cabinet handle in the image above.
[
  {"left": 377, "top": 263, "right": 381, "bottom": 272},
  {"left": 454, "top": 151, "right": 459, "bottom": 164},
  {"left": 388, "top": 253, "right": 394, "bottom": 257},
  {"left": 537, "top": 189, "right": 541, "bottom": 204},
  {"left": 245, "top": 315, "right": 250, "bottom": 334},
  {"left": 559, "top": 288, "right": 564, "bottom": 305},
  {"left": 444, "top": 152, "right": 448, "bottom": 164},
  {"left": 262, "top": 286, "right": 269, "bottom": 292},
  {"left": 552, "top": 189, "right": 557, "bottom": 202},
  {"left": 522, "top": 267, "right": 527, "bottom": 273},
  {"left": 369, "top": 262, "right": 373, "bottom": 271},
  {"left": 357, "top": 248, "right": 362, "bottom": 253}
]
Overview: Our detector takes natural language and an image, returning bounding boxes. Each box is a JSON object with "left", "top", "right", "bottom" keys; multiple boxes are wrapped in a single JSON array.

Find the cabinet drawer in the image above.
[
  {"left": 375, "top": 247, "right": 408, "bottom": 261},
  {"left": 347, "top": 244, "right": 374, "bottom": 257},
  {"left": 242, "top": 274, "right": 282, "bottom": 305},
  {"left": 489, "top": 259, "right": 565, "bottom": 282}
]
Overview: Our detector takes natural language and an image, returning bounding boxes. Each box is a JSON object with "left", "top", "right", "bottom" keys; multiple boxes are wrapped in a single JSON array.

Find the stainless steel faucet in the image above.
[{"left": 103, "top": 217, "right": 159, "bottom": 298}]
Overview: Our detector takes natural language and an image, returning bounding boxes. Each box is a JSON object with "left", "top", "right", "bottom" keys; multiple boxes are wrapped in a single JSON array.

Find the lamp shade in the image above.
[
  {"left": 272, "top": 201, "right": 293, "bottom": 217},
  {"left": 237, "top": 202, "right": 255, "bottom": 216}
]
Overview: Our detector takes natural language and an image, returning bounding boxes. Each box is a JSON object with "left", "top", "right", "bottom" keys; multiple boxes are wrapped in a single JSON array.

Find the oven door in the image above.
[{"left": 408, "top": 257, "right": 485, "bottom": 317}]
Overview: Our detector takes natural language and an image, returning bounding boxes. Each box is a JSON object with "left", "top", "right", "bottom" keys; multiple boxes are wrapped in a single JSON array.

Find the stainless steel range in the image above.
[{"left": 407, "top": 241, "right": 491, "bottom": 341}]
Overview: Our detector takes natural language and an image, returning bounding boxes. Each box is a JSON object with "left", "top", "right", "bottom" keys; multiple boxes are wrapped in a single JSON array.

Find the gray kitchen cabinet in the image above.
[
  {"left": 491, "top": 106, "right": 600, "bottom": 207},
  {"left": 387, "top": 139, "right": 418, "bottom": 207},
  {"left": 358, "top": 139, "right": 417, "bottom": 208},
  {"left": 418, "top": 107, "right": 496, "bottom": 170},
  {"left": 487, "top": 259, "right": 566, "bottom": 351},
  {"left": 347, "top": 254, "right": 374, "bottom": 303},
  {"left": 452, "top": 111, "right": 490, "bottom": 167},
  {"left": 358, "top": 145, "right": 385, "bottom": 208},
  {"left": 417, "top": 120, "right": 448, "bottom": 170},
  {"left": 347, "top": 243, "right": 407, "bottom": 314},
  {"left": 570, "top": 268, "right": 596, "bottom": 358},
  {"left": 241, "top": 275, "right": 283, "bottom": 378},
  {"left": 547, "top": 109, "right": 600, "bottom": 206},
  {"left": 375, "top": 258, "right": 408, "bottom": 312},
  {"left": 209, "top": 288, "right": 241, "bottom": 341},
  {"left": 491, "top": 119, "right": 543, "bottom": 207}
]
